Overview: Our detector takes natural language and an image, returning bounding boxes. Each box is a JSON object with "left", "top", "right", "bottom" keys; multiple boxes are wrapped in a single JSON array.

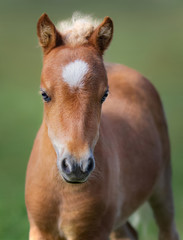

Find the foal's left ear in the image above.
[
  {"left": 89, "top": 17, "right": 113, "bottom": 55},
  {"left": 37, "top": 13, "right": 63, "bottom": 54}
]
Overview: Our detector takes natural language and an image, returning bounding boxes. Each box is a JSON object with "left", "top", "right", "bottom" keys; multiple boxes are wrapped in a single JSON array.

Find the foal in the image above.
[{"left": 25, "top": 13, "right": 179, "bottom": 240}]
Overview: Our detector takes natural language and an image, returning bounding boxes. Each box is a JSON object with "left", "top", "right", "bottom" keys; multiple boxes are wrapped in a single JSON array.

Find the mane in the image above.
[{"left": 57, "top": 12, "right": 100, "bottom": 46}]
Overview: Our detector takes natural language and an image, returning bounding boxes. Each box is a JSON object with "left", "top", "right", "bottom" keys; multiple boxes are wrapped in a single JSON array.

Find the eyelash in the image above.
[
  {"left": 40, "top": 90, "right": 51, "bottom": 102},
  {"left": 40, "top": 89, "right": 108, "bottom": 104},
  {"left": 101, "top": 89, "right": 109, "bottom": 104}
]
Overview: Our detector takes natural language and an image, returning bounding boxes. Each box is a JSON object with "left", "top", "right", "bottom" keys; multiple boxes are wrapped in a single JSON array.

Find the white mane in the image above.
[{"left": 57, "top": 12, "right": 100, "bottom": 46}]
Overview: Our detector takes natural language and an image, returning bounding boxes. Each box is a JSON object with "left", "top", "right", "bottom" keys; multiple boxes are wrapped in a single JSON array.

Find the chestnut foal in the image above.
[{"left": 25, "top": 13, "right": 179, "bottom": 240}]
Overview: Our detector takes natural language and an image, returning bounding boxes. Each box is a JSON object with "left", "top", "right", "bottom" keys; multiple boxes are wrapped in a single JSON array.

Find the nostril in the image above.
[
  {"left": 62, "top": 158, "right": 68, "bottom": 169},
  {"left": 80, "top": 158, "right": 95, "bottom": 173},
  {"left": 61, "top": 158, "right": 72, "bottom": 174},
  {"left": 86, "top": 158, "right": 94, "bottom": 173}
]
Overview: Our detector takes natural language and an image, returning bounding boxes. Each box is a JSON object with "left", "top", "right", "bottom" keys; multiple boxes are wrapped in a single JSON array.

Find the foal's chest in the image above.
[{"left": 58, "top": 188, "right": 108, "bottom": 239}]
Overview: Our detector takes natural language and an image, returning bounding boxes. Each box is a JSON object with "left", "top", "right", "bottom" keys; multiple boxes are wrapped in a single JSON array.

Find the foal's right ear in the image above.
[{"left": 37, "top": 13, "right": 63, "bottom": 54}]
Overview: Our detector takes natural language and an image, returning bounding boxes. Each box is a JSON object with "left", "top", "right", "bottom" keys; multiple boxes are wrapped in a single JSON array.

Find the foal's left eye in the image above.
[
  {"left": 41, "top": 91, "right": 51, "bottom": 102},
  {"left": 101, "top": 89, "right": 109, "bottom": 104}
]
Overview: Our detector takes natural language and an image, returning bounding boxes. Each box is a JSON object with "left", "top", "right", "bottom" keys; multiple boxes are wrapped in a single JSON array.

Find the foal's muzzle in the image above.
[{"left": 59, "top": 155, "right": 95, "bottom": 184}]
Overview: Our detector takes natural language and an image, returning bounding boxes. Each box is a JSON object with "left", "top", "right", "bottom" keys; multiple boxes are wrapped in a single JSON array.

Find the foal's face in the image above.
[
  {"left": 37, "top": 13, "right": 113, "bottom": 183},
  {"left": 41, "top": 47, "right": 108, "bottom": 183}
]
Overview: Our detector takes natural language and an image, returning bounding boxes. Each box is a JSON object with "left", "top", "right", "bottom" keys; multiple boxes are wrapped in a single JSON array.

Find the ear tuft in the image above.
[
  {"left": 37, "top": 13, "right": 62, "bottom": 54},
  {"left": 89, "top": 16, "right": 113, "bottom": 54}
]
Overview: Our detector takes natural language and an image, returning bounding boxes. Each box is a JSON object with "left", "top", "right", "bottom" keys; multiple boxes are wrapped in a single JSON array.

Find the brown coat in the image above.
[{"left": 25, "top": 14, "right": 179, "bottom": 240}]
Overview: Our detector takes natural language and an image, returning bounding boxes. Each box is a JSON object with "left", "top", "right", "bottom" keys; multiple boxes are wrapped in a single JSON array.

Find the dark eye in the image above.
[
  {"left": 101, "top": 89, "right": 109, "bottom": 104},
  {"left": 41, "top": 91, "right": 51, "bottom": 102}
]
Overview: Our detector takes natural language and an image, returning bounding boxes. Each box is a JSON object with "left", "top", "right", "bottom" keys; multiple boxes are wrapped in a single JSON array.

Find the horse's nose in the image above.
[{"left": 60, "top": 156, "right": 95, "bottom": 183}]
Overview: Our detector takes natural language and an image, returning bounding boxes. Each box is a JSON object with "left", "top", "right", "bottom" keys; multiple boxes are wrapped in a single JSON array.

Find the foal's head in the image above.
[{"left": 37, "top": 13, "right": 113, "bottom": 183}]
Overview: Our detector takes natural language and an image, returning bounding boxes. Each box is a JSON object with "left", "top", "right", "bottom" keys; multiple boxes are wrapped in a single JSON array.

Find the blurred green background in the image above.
[{"left": 0, "top": 0, "right": 182, "bottom": 239}]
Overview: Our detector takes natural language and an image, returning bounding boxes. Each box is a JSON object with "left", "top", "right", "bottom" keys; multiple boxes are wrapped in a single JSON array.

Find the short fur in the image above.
[
  {"left": 25, "top": 13, "right": 179, "bottom": 240},
  {"left": 62, "top": 59, "right": 89, "bottom": 87}
]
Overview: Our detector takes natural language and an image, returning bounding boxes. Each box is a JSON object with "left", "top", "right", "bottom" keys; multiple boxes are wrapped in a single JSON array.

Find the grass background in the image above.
[{"left": 0, "top": 0, "right": 182, "bottom": 239}]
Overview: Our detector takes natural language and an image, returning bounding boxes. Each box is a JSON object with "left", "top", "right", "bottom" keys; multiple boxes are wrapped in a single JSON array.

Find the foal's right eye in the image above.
[{"left": 41, "top": 91, "right": 51, "bottom": 102}]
